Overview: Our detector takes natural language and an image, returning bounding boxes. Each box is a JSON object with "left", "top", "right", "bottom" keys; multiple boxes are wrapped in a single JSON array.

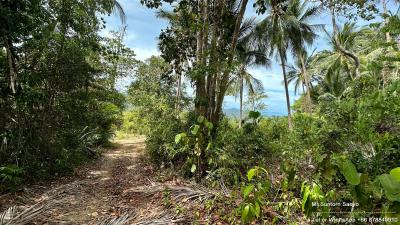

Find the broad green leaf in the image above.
[
  {"left": 191, "top": 125, "right": 200, "bottom": 135},
  {"left": 390, "top": 168, "right": 400, "bottom": 182},
  {"left": 241, "top": 205, "right": 250, "bottom": 223},
  {"left": 174, "top": 133, "right": 186, "bottom": 144},
  {"left": 197, "top": 116, "right": 205, "bottom": 124},
  {"left": 190, "top": 164, "right": 197, "bottom": 173},
  {"left": 326, "top": 190, "right": 336, "bottom": 199},
  {"left": 205, "top": 121, "right": 213, "bottom": 130},
  {"left": 243, "top": 184, "right": 255, "bottom": 198},
  {"left": 301, "top": 185, "right": 310, "bottom": 211},
  {"left": 247, "top": 168, "right": 257, "bottom": 181},
  {"left": 334, "top": 157, "right": 360, "bottom": 185},
  {"left": 378, "top": 174, "right": 400, "bottom": 202}
]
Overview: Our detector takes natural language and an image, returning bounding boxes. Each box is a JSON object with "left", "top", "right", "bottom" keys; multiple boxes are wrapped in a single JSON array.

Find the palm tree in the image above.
[
  {"left": 228, "top": 69, "right": 264, "bottom": 128},
  {"left": 111, "top": 0, "right": 126, "bottom": 24},
  {"left": 327, "top": 1, "right": 361, "bottom": 78},
  {"left": 228, "top": 23, "right": 270, "bottom": 128},
  {"left": 355, "top": 12, "right": 400, "bottom": 85},
  {"left": 254, "top": 0, "right": 321, "bottom": 129},
  {"left": 312, "top": 23, "right": 359, "bottom": 96},
  {"left": 287, "top": 50, "right": 321, "bottom": 110},
  {"left": 287, "top": 0, "right": 321, "bottom": 113}
]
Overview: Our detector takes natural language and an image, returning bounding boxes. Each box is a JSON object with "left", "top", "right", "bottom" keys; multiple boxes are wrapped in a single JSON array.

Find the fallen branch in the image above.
[
  {"left": 131, "top": 211, "right": 187, "bottom": 225},
  {"left": 92, "top": 210, "right": 136, "bottom": 225},
  {"left": 0, "top": 198, "right": 56, "bottom": 225},
  {"left": 0, "top": 180, "right": 85, "bottom": 225},
  {"left": 124, "top": 183, "right": 220, "bottom": 203}
]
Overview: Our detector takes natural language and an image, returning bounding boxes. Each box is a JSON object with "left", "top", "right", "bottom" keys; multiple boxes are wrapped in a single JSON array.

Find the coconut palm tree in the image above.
[
  {"left": 355, "top": 13, "right": 400, "bottom": 85},
  {"left": 228, "top": 69, "right": 264, "bottom": 128},
  {"left": 313, "top": 22, "right": 360, "bottom": 94},
  {"left": 228, "top": 22, "right": 270, "bottom": 128},
  {"left": 287, "top": 50, "right": 321, "bottom": 102},
  {"left": 253, "top": 0, "right": 321, "bottom": 129},
  {"left": 287, "top": 0, "right": 322, "bottom": 113}
]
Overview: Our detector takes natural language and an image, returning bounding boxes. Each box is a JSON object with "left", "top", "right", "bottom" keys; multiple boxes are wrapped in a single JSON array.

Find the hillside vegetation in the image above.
[{"left": 1, "top": 0, "right": 400, "bottom": 224}]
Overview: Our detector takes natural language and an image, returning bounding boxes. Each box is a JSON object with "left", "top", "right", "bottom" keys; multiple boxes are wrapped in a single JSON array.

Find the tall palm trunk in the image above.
[
  {"left": 239, "top": 67, "right": 244, "bottom": 128},
  {"left": 300, "top": 54, "right": 312, "bottom": 114},
  {"left": 279, "top": 49, "right": 293, "bottom": 130}
]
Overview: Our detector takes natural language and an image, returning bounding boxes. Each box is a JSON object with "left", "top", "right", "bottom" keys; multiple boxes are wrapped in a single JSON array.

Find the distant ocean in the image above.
[{"left": 223, "top": 107, "right": 285, "bottom": 117}]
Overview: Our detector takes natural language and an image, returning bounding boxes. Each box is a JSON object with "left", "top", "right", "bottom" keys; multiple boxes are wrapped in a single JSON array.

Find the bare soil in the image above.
[{"left": 0, "top": 137, "right": 191, "bottom": 225}]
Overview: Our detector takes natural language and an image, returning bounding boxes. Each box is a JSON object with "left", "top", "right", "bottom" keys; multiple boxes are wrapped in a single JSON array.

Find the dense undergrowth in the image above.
[
  {"left": 121, "top": 59, "right": 400, "bottom": 223},
  {"left": 2, "top": 0, "right": 400, "bottom": 224},
  {"left": 0, "top": 0, "right": 133, "bottom": 192}
]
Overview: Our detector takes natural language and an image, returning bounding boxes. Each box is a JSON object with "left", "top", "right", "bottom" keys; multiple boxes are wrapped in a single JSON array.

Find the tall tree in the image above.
[
  {"left": 228, "top": 69, "right": 264, "bottom": 128},
  {"left": 150, "top": 0, "right": 252, "bottom": 175},
  {"left": 286, "top": 0, "right": 321, "bottom": 113},
  {"left": 287, "top": 50, "right": 321, "bottom": 109},
  {"left": 254, "top": 0, "right": 319, "bottom": 128},
  {"left": 156, "top": 0, "right": 251, "bottom": 126},
  {"left": 229, "top": 30, "right": 270, "bottom": 128},
  {"left": 317, "top": 0, "right": 379, "bottom": 78},
  {"left": 0, "top": 0, "right": 126, "bottom": 94},
  {"left": 314, "top": 23, "right": 360, "bottom": 85}
]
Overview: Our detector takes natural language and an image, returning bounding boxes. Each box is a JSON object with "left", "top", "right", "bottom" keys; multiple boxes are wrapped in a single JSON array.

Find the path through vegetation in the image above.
[{"left": 0, "top": 137, "right": 206, "bottom": 224}]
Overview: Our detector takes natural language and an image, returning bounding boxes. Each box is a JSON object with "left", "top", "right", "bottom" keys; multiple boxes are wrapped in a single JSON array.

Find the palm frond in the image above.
[{"left": 112, "top": 1, "right": 126, "bottom": 24}]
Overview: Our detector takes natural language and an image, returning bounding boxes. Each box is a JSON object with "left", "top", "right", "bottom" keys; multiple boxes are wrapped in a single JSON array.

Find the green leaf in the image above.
[
  {"left": 190, "top": 164, "right": 197, "bottom": 173},
  {"left": 241, "top": 205, "right": 250, "bottom": 223},
  {"left": 254, "top": 202, "right": 261, "bottom": 218},
  {"left": 243, "top": 184, "right": 255, "bottom": 199},
  {"left": 247, "top": 168, "right": 257, "bottom": 181},
  {"left": 378, "top": 174, "right": 400, "bottom": 202},
  {"left": 390, "top": 168, "right": 400, "bottom": 182},
  {"left": 174, "top": 133, "right": 186, "bottom": 144},
  {"left": 197, "top": 116, "right": 205, "bottom": 124},
  {"left": 372, "top": 178, "right": 383, "bottom": 199},
  {"left": 333, "top": 157, "right": 360, "bottom": 185},
  {"left": 191, "top": 125, "right": 200, "bottom": 135},
  {"left": 263, "top": 180, "right": 271, "bottom": 192},
  {"left": 301, "top": 185, "right": 310, "bottom": 211},
  {"left": 205, "top": 121, "right": 213, "bottom": 130},
  {"left": 206, "top": 142, "right": 212, "bottom": 150}
]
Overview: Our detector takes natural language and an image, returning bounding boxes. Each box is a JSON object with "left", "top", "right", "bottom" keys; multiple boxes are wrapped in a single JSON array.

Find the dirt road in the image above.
[{"left": 0, "top": 137, "right": 195, "bottom": 224}]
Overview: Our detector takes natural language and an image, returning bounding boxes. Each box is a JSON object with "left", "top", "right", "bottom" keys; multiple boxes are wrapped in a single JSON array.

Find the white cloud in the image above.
[{"left": 132, "top": 47, "right": 160, "bottom": 61}]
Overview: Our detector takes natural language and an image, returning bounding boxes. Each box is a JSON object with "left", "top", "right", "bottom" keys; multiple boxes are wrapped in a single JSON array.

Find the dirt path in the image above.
[{"left": 0, "top": 137, "right": 203, "bottom": 225}]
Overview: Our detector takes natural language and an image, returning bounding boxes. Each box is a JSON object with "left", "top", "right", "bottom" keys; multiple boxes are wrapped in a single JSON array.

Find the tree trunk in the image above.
[
  {"left": 2, "top": 33, "right": 17, "bottom": 94},
  {"left": 212, "top": 0, "right": 248, "bottom": 125},
  {"left": 239, "top": 70, "right": 244, "bottom": 128},
  {"left": 206, "top": 13, "right": 219, "bottom": 121},
  {"left": 175, "top": 69, "right": 182, "bottom": 112},
  {"left": 194, "top": 0, "right": 207, "bottom": 116},
  {"left": 300, "top": 54, "right": 312, "bottom": 114},
  {"left": 279, "top": 49, "right": 293, "bottom": 131}
]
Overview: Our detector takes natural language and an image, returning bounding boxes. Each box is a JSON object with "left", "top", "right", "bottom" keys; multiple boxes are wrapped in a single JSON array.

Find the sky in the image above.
[{"left": 101, "top": 0, "right": 387, "bottom": 116}]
